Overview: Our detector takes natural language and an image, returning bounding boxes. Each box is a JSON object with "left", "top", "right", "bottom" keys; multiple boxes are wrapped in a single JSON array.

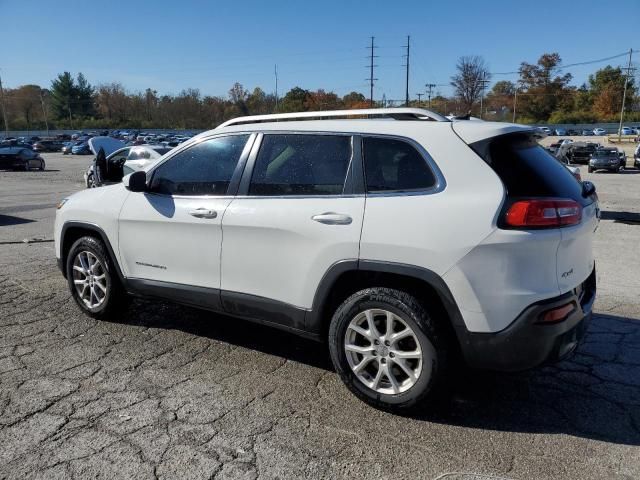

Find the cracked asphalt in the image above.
[{"left": 1, "top": 153, "right": 640, "bottom": 479}]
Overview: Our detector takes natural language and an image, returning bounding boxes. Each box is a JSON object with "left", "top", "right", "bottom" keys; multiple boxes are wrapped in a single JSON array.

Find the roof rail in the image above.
[{"left": 217, "top": 107, "right": 449, "bottom": 128}]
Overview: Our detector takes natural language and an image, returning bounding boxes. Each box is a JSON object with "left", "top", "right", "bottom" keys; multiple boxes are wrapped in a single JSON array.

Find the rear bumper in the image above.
[{"left": 456, "top": 267, "right": 596, "bottom": 371}]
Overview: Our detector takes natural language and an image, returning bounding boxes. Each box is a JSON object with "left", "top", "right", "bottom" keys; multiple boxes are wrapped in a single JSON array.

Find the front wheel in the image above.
[
  {"left": 328, "top": 287, "right": 449, "bottom": 412},
  {"left": 39, "top": 159, "right": 45, "bottom": 171},
  {"left": 66, "top": 236, "right": 126, "bottom": 318}
]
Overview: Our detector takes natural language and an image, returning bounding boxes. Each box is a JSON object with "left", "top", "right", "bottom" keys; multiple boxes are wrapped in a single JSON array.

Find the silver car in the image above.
[{"left": 84, "top": 145, "right": 172, "bottom": 187}]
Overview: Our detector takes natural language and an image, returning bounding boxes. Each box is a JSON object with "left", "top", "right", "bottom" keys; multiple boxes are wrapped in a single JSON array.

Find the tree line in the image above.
[{"left": 0, "top": 52, "right": 636, "bottom": 131}]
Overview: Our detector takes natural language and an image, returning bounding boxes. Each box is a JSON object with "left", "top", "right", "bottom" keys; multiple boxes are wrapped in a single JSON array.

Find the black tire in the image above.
[
  {"left": 588, "top": 167, "right": 593, "bottom": 173},
  {"left": 328, "top": 287, "right": 449, "bottom": 412},
  {"left": 39, "top": 160, "right": 45, "bottom": 171},
  {"left": 66, "top": 236, "right": 127, "bottom": 319}
]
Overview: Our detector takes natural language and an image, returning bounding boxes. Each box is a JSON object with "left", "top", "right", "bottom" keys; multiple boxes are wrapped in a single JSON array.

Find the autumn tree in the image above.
[
  {"left": 342, "top": 91, "right": 367, "bottom": 108},
  {"left": 517, "top": 53, "right": 572, "bottom": 122},
  {"left": 588, "top": 66, "right": 635, "bottom": 118},
  {"left": 450, "top": 56, "right": 491, "bottom": 113}
]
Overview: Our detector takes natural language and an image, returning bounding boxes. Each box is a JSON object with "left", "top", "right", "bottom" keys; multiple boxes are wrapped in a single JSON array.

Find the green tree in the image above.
[
  {"left": 50, "top": 72, "right": 76, "bottom": 122},
  {"left": 75, "top": 72, "right": 95, "bottom": 117},
  {"left": 342, "top": 91, "right": 366, "bottom": 108},
  {"left": 279, "top": 87, "right": 310, "bottom": 112}
]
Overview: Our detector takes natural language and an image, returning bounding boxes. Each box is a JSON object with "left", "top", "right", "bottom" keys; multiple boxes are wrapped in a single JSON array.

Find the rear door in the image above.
[{"left": 220, "top": 133, "right": 365, "bottom": 328}]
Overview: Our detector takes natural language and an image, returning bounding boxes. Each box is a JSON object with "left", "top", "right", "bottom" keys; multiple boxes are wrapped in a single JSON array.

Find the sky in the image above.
[{"left": 1, "top": 0, "right": 639, "bottom": 101}]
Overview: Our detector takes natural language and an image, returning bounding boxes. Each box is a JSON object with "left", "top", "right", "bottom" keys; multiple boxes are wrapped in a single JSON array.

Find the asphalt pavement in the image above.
[{"left": 0, "top": 152, "right": 639, "bottom": 479}]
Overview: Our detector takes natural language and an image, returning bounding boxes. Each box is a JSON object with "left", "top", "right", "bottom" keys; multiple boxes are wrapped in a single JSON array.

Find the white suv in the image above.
[{"left": 54, "top": 108, "right": 598, "bottom": 411}]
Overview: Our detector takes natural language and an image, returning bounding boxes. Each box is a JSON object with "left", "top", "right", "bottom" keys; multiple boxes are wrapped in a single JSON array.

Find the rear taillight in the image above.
[{"left": 504, "top": 198, "right": 582, "bottom": 228}]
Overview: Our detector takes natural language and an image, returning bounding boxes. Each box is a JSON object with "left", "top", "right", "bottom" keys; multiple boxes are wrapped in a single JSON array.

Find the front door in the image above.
[{"left": 118, "top": 134, "right": 252, "bottom": 291}]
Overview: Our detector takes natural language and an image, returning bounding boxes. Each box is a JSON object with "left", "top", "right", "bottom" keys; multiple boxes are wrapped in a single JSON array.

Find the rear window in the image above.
[{"left": 472, "top": 134, "right": 588, "bottom": 205}]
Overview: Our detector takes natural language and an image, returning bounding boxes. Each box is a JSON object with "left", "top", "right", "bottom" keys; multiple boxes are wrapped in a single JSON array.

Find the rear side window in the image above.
[
  {"left": 363, "top": 137, "right": 436, "bottom": 193},
  {"left": 249, "top": 134, "right": 351, "bottom": 196},
  {"left": 149, "top": 135, "right": 248, "bottom": 196},
  {"left": 472, "top": 134, "right": 587, "bottom": 205}
]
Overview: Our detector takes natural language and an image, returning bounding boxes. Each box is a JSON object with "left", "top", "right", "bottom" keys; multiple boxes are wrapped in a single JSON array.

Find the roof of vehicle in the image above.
[
  {"left": 209, "top": 108, "right": 534, "bottom": 144},
  {"left": 0, "top": 147, "right": 29, "bottom": 155}
]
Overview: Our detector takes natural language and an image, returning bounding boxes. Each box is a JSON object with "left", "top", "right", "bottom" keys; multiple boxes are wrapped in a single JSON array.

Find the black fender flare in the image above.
[
  {"left": 59, "top": 221, "right": 125, "bottom": 284},
  {"left": 305, "top": 259, "right": 467, "bottom": 336}
]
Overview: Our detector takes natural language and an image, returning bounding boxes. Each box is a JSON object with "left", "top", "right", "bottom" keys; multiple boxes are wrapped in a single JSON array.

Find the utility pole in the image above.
[
  {"left": 618, "top": 48, "right": 633, "bottom": 141},
  {"left": 416, "top": 93, "right": 423, "bottom": 106},
  {"left": 274, "top": 64, "right": 278, "bottom": 112},
  {"left": 512, "top": 88, "right": 518, "bottom": 123},
  {"left": 39, "top": 89, "right": 49, "bottom": 136},
  {"left": 478, "top": 72, "right": 489, "bottom": 119},
  {"left": 403, "top": 36, "right": 410, "bottom": 106},
  {"left": 425, "top": 83, "right": 436, "bottom": 109},
  {"left": 366, "top": 36, "right": 378, "bottom": 107},
  {"left": 0, "top": 71, "right": 8, "bottom": 138}
]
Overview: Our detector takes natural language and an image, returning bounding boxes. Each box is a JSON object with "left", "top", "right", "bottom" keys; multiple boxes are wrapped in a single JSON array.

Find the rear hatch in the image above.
[{"left": 459, "top": 126, "right": 598, "bottom": 294}]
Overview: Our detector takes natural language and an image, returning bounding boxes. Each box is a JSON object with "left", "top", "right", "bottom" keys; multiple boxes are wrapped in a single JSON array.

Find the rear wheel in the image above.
[
  {"left": 66, "top": 236, "right": 127, "bottom": 318},
  {"left": 39, "top": 159, "right": 45, "bottom": 171},
  {"left": 329, "top": 287, "right": 449, "bottom": 412}
]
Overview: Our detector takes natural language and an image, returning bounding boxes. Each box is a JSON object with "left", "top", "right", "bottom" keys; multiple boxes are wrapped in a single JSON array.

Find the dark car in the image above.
[
  {"left": 581, "top": 130, "right": 594, "bottom": 136},
  {"left": 565, "top": 143, "right": 600, "bottom": 164},
  {"left": 71, "top": 142, "right": 92, "bottom": 155},
  {"left": 0, "top": 147, "right": 46, "bottom": 171},
  {"left": 33, "top": 140, "right": 64, "bottom": 152},
  {"left": 588, "top": 148, "right": 624, "bottom": 173}
]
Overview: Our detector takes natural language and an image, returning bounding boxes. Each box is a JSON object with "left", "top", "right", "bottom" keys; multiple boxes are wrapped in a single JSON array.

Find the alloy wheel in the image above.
[
  {"left": 344, "top": 308, "right": 424, "bottom": 394},
  {"left": 72, "top": 251, "right": 107, "bottom": 309}
]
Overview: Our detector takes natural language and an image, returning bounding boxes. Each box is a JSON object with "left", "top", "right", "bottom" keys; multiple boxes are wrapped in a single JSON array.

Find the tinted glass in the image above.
[
  {"left": 363, "top": 137, "right": 436, "bottom": 192},
  {"left": 149, "top": 135, "right": 248, "bottom": 196},
  {"left": 475, "top": 134, "right": 587, "bottom": 205},
  {"left": 249, "top": 134, "right": 351, "bottom": 196}
]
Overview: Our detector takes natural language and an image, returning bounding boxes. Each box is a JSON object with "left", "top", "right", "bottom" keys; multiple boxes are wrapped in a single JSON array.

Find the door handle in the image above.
[
  {"left": 189, "top": 208, "right": 217, "bottom": 219},
  {"left": 311, "top": 212, "right": 352, "bottom": 225}
]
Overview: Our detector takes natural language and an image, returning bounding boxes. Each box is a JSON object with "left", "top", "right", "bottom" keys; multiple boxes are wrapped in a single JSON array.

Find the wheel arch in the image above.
[
  {"left": 307, "top": 260, "right": 467, "bottom": 351},
  {"left": 60, "top": 222, "right": 125, "bottom": 283}
]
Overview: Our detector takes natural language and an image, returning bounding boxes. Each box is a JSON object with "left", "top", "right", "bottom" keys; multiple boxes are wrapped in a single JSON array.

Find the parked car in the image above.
[
  {"left": 635, "top": 145, "right": 640, "bottom": 169},
  {"left": 554, "top": 128, "right": 567, "bottom": 136},
  {"left": 62, "top": 141, "right": 76, "bottom": 155},
  {"left": 84, "top": 143, "right": 172, "bottom": 188},
  {"left": 33, "top": 140, "right": 64, "bottom": 152},
  {"left": 54, "top": 108, "right": 598, "bottom": 411},
  {"left": 588, "top": 148, "right": 624, "bottom": 173},
  {"left": 537, "top": 126, "right": 552, "bottom": 135},
  {"left": 0, "top": 146, "right": 46, "bottom": 170},
  {"left": 71, "top": 142, "right": 92, "bottom": 155},
  {"left": 567, "top": 129, "right": 580, "bottom": 135},
  {"left": 581, "top": 130, "right": 594, "bottom": 136},
  {"left": 560, "top": 142, "right": 600, "bottom": 165},
  {"left": 619, "top": 127, "right": 634, "bottom": 136},
  {"left": 593, "top": 128, "right": 606, "bottom": 136}
]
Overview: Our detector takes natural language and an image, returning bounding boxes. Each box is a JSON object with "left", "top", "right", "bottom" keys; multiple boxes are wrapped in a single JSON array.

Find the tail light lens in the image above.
[{"left": 504, "top": 198, "right": 582, "bottom": 228}]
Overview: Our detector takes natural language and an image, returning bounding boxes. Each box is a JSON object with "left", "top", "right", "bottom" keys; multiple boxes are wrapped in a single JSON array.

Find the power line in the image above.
[{"left": 492, "top": 50, "right": 633, "bottom": 76}]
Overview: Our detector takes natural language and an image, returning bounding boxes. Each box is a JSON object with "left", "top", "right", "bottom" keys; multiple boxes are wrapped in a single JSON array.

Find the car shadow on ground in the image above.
[
  {"left": 0, "top": 214, "right": 35, "bottom": 226},
  {"left": 600, "top": 210, "right": 640, "bottom": 225},
  {"left": 109, "top": 302, "right": 640, "bottom": 445}
]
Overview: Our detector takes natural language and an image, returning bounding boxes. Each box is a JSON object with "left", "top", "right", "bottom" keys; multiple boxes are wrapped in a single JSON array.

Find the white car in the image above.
[
  {"left": 593, "top": 128, "right": 606, "bottom": 136},
  {"left": 619, "top": 127, "right": 634, "bottom": 136},
  {"left": 537, "top": 126, "right": 552, "bottom": 135},
  {"left": 54, "top": 108, "right": 598, "bottom": 411},
  {"left": 84, "top": 139, "right": 171, "bottom": 188}
]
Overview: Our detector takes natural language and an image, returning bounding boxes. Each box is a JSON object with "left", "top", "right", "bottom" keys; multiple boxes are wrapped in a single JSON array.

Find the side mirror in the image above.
[{"left": 124, "top": 171, "right": 147, "bottom": 192}]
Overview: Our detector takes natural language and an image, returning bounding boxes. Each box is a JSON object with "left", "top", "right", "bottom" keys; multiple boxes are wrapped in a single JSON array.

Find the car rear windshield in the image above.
[{"left": 471, "top": 133, "right": 590, "bottom": 206}]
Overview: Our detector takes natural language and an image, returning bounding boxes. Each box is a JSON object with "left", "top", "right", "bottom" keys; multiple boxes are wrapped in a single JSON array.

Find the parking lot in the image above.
[{"left": 1, "top": 152, "right": 639, "bottom": 479}]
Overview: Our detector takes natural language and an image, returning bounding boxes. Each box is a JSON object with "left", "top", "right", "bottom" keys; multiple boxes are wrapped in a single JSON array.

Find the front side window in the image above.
[
  {"left": 249, "top": 134, "right": 351, "bottom": 196},
  {"left": 363, "top": 137, "right": 436, "bottom": 193},
  {"left": 149, "top": 135, "right": 248, "bottom": 196}
]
